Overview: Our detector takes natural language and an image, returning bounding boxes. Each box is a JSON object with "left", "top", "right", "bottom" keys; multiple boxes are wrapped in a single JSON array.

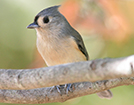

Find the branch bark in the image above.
[
  {"left": 0, "top": 55, "right": 134, "bottom": 90},
  {"left": 0, "top": 55, "right": 134, "bottom": 104},
  {"left": 0, "top": 77, "right": 134, "bottom": 104}
]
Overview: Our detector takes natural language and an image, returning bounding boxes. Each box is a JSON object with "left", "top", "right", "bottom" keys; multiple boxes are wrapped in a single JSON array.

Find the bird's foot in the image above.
[
  {"left": 64, "top": 83, "right": 72, "bottom": 94},
  {"left": 50, "top": 84, "right": 72, "bottom": 95},
  {"left": 50, "top": 85, "right": 61, "bottom": 94}
]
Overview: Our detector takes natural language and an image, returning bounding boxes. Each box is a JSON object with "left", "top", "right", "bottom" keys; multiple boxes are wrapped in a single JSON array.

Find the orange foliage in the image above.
[
  {"left": 59, "top": 0, "right": 80, "bottom": 26},
  {"left": 60, "top": 0, "right": 131, "bottom": 42}
]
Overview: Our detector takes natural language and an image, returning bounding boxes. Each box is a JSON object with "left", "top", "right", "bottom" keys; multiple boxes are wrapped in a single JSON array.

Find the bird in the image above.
[{"left": 27, "top": 5, "right": 113, "bottom": 99}]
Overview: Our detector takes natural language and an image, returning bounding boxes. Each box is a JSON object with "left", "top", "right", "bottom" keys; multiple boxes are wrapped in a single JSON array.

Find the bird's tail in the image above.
[{"left": 96, "top": 90, "right": 113, "bottom": 99}]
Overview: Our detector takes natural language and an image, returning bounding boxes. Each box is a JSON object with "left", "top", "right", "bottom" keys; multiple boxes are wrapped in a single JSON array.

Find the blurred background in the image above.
[{"left": 0, "top": 0, "right": 134, "bottom": 105}]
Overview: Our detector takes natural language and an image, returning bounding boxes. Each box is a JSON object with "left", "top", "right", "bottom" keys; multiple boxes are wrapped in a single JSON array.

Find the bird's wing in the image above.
[{"left": 71, "top": 31, "right": 89, "bottom": 60}]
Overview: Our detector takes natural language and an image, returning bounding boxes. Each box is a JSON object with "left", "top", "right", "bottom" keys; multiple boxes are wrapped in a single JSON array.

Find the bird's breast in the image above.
[{"left": 36, "top": 35, "right": 86, "bottom": 66}]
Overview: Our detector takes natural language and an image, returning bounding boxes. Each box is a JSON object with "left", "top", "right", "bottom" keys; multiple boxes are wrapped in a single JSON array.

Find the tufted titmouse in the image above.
[{"left": 27, "top": 5, "right": 112, "bottom": 99}]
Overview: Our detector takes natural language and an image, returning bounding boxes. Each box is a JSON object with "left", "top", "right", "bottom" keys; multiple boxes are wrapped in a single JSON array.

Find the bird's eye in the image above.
[{"left": 43, "top": 16, "right": 49, "bottom": 23}]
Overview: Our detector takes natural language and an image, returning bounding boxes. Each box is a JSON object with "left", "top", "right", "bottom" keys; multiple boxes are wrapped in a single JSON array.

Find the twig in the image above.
[{"left": 0, "top": 77, "right": 134, "bottom": 104}]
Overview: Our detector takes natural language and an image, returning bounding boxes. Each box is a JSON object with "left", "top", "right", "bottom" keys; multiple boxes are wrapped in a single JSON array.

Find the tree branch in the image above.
[
  {"left": 0, "top": 77, "right": 134, "bottom": 104},
  {"left": 0, "top": 55, "right": 134, "bottom": 90}
]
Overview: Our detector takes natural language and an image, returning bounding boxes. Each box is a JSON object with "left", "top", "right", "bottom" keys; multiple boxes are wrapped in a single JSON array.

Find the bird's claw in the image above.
[
  {"left": 50, "top": 84, "right": 72, "bottom": 95},
  {"left": 50, "top": 85, "right": 61, "bottom": 94},
  {"left": 64, "top": 83, "right": 72, "bottom": 94}
]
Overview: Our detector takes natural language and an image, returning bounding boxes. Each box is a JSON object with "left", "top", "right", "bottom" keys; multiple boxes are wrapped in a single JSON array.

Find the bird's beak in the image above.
[{"left": 27, "top": 22, "right": 39, "bottom": 29}]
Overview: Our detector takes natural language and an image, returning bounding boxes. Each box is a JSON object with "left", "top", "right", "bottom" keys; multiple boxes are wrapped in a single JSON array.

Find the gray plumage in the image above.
[
  {"left": 34, "top": 5, "right": 89, "bottom": 60},
  {"left": 37, "top": 5, "right": 60, "bottom": 17},
  {"left": 27, "top": 5, "right": 112, "bottom": 99}
]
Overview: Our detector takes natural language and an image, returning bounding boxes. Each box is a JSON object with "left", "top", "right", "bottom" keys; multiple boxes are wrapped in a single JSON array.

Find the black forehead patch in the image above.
[{"left": 34, "top": 15, "right": 39, "bottom": 25}]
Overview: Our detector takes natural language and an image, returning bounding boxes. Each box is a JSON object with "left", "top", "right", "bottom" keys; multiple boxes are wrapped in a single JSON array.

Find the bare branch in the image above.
[
  {"left": 0, "top": 77, "right": 133, "bottom": 104},
  {"left": 0, "top": 55, "right": 134, "bottom": 90}
]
